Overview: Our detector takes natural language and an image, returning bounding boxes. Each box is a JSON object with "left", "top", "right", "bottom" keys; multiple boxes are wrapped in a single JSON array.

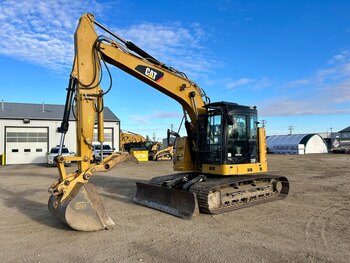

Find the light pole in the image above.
[{"left": 288, "top": 126, "right": 294, "bottom": 135}]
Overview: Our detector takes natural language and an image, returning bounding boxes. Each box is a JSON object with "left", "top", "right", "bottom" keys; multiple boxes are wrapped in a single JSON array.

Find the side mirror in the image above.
[{"left": 167, "top": 129, "right": 170, "bottom": 146}]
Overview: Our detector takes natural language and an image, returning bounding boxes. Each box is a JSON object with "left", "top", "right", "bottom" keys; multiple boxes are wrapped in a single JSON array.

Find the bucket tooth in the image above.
[
  {"left": 48, "top": 183, "right": 115, "bottom": 231},
  {"left": 133, "top": 182, "right": 198, "bottom": 219}
]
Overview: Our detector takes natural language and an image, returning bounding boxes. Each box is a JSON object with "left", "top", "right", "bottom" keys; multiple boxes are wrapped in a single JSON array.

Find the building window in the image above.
[
  {"left": 6, "top": 132, "right": 47, "bottom": 143},
  {"left": 341, "top": 132, "right": 350, "bottom": 138}
]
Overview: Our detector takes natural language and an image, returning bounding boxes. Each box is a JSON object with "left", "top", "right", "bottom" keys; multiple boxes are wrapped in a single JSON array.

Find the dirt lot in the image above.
[{"left": 0, "top": 154, "right": 349, "bottom": 263}]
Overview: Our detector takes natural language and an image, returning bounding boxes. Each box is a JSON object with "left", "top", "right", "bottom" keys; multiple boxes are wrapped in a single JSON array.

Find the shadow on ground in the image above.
[{"left": 0, "top": 185, "right": 69, "bottom": 230}]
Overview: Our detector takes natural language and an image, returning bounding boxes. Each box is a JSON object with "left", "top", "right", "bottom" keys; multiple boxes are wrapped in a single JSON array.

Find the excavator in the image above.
[
  {"left": 152, "top": 145, "right": 173, "bottom": 161},
  {"left": 120, "top": 130, "right": 170, "bottom": 160},
  {"left": 120, "top": 130, "right": 147, "bottom": 152},
  {"left": 48, "top": 13, "right": 289, "bottom": 231}
]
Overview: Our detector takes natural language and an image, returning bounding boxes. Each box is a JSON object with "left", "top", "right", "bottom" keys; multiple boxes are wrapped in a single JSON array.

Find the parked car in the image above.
[
  {"left": 47, "top": 146, "right": 75, "bottom": 167},
  {"left": 92, "top": 144, "right": 114, "bottom": 162}
]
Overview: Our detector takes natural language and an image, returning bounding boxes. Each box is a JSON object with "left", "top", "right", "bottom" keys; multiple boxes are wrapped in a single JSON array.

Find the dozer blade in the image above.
[
  {"left": 133, "top": 182, "right": 199, "bottom": 219},
  {"left": 48, "top": 183, "right": 115, "bottom": 231}
]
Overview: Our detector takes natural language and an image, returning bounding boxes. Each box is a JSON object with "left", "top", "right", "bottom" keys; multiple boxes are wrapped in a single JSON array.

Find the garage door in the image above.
[
  {"left": 93, "top": 128, "right": 113, "bottom": 148},
  {"left": 6, "top": 127, "right": 48, "bottom": 164}
]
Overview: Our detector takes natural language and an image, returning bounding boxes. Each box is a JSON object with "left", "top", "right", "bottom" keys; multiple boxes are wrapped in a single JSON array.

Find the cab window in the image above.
[
  {"left": 206, "top": 114, "right": 222, "bottom": 163},
  {"left": 250, "top": 115, "right": 258, "bottom": 139},
  {"left": 228, "top": 115, "right": 247, "bottom": 140}
]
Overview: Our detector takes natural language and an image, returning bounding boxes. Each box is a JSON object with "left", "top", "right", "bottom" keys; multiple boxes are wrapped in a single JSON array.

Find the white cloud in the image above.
[
  {"left": 113, "top": 22, "right": 216, "bottom": 79},
  {"left": 286, "top": 79, "right": 311, "bottom": 87},
  {"left": 328, "top": 50, "right": 350, "bottom": 64},
  {"left": 223, "top": 77, "right": 272, "bottom": 90},
  {"left": 129, "top": 111, "right": 182, "bottom": 124},
  {"left": 260, "top": 96, "right": 350, "bottom": 116},
  {"left": 0, "top": 1, "right": 214, "bottom": 79},
  {"left": 260, "top": 50, "right": 350, "bottom": 116},
  {"left": 0, "top": 0, "right": 104, "bottom": 72},
  {"left": 225, "top": 78, "right": 254, "bottom": 89}
]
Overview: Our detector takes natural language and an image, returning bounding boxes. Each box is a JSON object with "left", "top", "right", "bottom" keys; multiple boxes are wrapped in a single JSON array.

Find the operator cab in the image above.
[{"left": 198, "top": 102, "right": 259, "bottom": 165}]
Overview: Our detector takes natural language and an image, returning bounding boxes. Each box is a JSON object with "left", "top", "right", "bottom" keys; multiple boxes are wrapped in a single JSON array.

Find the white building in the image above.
[
  {"left": 266, "top": 134, "right": 328, "bottom": 155},
  {"left": 0, "top": 102, "right": 120, "bottom": 165}
]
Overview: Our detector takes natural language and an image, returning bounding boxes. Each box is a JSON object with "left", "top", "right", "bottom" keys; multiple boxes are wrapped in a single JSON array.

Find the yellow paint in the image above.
[
  {"left": 88, "top": 116, "right": 93, "bottom": 124},
  {"left": 131, "top": 149, "right": 149, "bottom": 162},
  {"left": 202, "top": 162, "right": 267, "bottom": 176},
  {"left": 75, "top": 202, "right": 87, "bottom": 210},
  {"left": 258, "top": 127, "right": 267, "bottom": 163},
  {"left": 173, "top": 137, "right": 194, "bottom": 172}
]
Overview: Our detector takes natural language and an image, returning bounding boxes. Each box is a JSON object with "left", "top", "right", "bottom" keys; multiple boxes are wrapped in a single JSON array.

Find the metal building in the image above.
[
  {"left": 266, "top": 134, "right": 328, "bottom": 154},
  {"left": 0, "top": 101, "right": 120, "bottom": 165}
]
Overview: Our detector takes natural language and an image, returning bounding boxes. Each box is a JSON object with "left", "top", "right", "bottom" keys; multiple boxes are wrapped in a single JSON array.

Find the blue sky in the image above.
[{"left": 0, "top": 0, "right": 349, "bottom": 140}]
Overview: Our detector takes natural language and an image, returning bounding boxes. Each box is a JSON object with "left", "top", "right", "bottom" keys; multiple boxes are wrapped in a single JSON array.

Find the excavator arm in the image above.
[
  {"left": 48, "top": 13, "right": 209, "bottom": 231},
  {"left": 77, "top": 14, "right": 207, "bottom": 123}
]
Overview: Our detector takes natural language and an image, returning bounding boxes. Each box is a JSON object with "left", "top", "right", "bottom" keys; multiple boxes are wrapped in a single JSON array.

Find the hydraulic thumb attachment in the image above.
[{"left": 48, "top": 153, "right": 138, "bottom": 231}]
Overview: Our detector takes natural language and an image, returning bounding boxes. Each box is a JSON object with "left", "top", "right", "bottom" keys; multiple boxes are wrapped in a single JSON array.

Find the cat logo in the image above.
[
  {"left": 145, "top": 67, "right": 157, "bottom": 80},
  {"left": 135, "top": 65, "right": 164, "bottom": 82}
]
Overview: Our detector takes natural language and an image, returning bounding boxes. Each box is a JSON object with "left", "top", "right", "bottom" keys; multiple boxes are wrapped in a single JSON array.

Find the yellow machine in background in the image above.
[
  {"left": 120, "top": 130, "right": 172, "bottom": 161},
  {"left": 120, "top": 130, "right": 146, "bottom": 151},
  {"left": 120, "top": 130, "right": 149, "bottom": 161},
  {"left": 130, "top": 148, "right": 149, "bottom": 162},
  {"left": 48, "top": 14, "right": 289, "bottom": 231},
  {"left": 152, "top": 145, "right": 173, "bottom": 161}
]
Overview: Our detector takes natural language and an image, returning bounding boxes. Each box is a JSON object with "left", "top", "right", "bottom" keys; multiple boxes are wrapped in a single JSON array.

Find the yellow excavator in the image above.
[
  {"left": 119, "top": 130, "right": 149, "bottom": 161},
  {"left": 152, "top": 145, "right": 173, "bottom": 161},
  {"left": 120, "top": 130, "right": 168, "bottom": 160},
  {"left": 48, "top": 13, "right": 289, "bottom": 231},
  {"left": 120, "top": 130, "right": 147, "bottom": 151}
]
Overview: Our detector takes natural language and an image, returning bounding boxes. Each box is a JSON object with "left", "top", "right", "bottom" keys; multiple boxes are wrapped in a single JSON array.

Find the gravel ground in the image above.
[{"left": 0, "top": 154, "right": 349, "bottom": 263}]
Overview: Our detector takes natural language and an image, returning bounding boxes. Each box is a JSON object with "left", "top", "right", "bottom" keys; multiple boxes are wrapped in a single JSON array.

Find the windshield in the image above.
[
  {"left": 50, "top": 148, "right": 69, "bottom": 154},
  {"left": 228, "top": 115, "right": 247, "bottom": 140},
  {"left": 94, "top": 145, "right": 111, "bottom": 150},
  {"left": 226, "top": 113, "right": 257, "bottom": 163}
]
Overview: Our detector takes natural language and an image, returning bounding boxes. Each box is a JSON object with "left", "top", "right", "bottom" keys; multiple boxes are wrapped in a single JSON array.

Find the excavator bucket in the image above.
[
  {"left": 48, "top": 182, "right": 115, "bottom": 231},
  {"left": 133, "top": 182, "right": 199, "bottom": 219}
]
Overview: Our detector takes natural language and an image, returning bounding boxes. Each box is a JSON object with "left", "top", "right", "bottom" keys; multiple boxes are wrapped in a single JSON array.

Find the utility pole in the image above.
[
  {"left": 288, "top": 126, "right": 294, "bottom": 135},
  {"left": 170, "top": 124, "right": 174, "bottom": 131},
  {"left": 152, "top": 132, "right": 156, "bottom": 142},
  {"left": 260, "top": 120, "right": 267, "bottom": 128},
  {"left": 330, "top": 127, "right": 333, "bottom": 139}
]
